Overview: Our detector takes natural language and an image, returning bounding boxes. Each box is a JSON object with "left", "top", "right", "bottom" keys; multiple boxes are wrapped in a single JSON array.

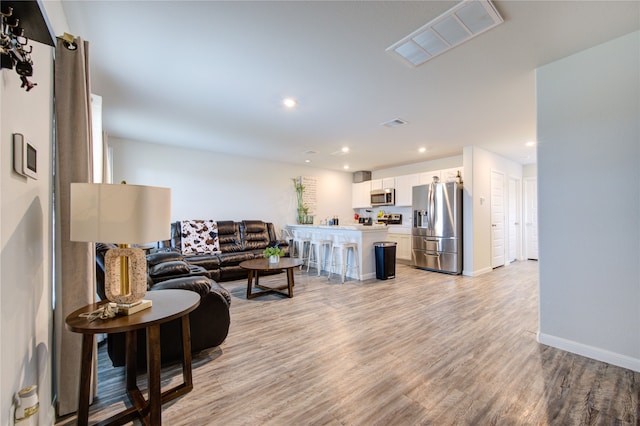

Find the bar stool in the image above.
[
  {"left": 281, "top": 228, "right": 294, "bottom": 250},
  {"left": 291, "top": 230, "right": 311, "bottom": 269},
  {"left": 307, "top": 234, "right": 333, "bottom": 276},
  {"left": 328, "top": 237, "right": 360, "bottom": 283}
]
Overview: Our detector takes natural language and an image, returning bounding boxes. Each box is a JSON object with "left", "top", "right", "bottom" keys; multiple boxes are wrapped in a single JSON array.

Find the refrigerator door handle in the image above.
[
  {"left": 429, "top": 184, "right": 436, "bottom": 230},
  {"left": 424, "top": 238, "right": 439, "bottom": 252}
]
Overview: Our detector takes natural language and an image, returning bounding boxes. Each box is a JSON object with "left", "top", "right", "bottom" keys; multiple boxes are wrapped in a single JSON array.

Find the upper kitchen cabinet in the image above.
[
  {"left": 352, "top": 181, "right": 371, "bottom": 208},
  {"left": 419, "top": 171, "right": 441, "bottom": 185},
  {"left": 441, "top": 167, "right": 463, "bottom": 183},
  {"left": 370, "top": 177, "right": 395, "bottom": 190},
  {"left": 395, "top": 174, "right": 419, "bottom": 206}
]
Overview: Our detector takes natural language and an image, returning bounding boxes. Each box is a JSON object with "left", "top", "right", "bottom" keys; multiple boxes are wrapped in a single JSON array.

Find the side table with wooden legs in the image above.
[{"left": 65, "top": 289, "right": 200, "bottom": 426}]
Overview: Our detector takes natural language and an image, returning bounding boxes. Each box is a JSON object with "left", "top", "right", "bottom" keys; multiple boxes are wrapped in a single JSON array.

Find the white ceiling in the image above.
[{"left": 60, "top": 1, "right": 640, "bottom": 172}]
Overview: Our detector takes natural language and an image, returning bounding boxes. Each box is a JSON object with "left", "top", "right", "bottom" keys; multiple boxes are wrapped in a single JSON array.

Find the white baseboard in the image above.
[
  {"left": 537, "top": 332, "right": 640, "bottom": 372},
  {"left": 358, "top": 272, "right": 376, "bottom": 280},
  {"left": 463, "top": 266, "right": 492, "bottom": 277}
]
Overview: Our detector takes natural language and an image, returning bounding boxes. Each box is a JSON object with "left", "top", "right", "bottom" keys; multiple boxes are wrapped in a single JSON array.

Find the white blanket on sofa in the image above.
[{"left": 180, "top": 220, "right": 221, "bottom": 255}]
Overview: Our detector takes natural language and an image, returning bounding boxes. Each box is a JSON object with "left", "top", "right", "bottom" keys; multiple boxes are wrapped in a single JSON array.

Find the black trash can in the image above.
[{"left": 374, "top": 241, "right": 397, "bottom": 280}]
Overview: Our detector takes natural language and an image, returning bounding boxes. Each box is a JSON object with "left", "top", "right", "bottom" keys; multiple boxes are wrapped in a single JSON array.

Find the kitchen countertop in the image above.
[
  {"left": 286, "top": 223, "right": 389, "bottom": 231},
  {"left": 285, "top": 223, "right": 389, "bottom": 280},
  {"left": 387, "top": 225, "right": 411, "bottom": 234}
]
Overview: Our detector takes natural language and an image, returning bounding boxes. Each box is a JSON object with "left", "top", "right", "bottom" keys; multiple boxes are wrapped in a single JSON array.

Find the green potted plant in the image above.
[
  {"left": 292, "top": 178, "right": 306, "bottom": 224},
  {"left": 264, "top": 246, "right": 285, "bottom": 263}
]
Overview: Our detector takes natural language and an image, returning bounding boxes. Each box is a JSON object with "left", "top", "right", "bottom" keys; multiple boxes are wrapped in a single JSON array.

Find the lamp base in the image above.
[
  {"left": 109, "top": 299, "right": 152, "bottom": 316},
  {"left": 104, "top": 247, "right": 147, "bottom": 305}
]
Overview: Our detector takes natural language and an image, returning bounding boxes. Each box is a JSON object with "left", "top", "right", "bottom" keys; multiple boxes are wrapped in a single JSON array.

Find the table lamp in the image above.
[{"left": 70, "top": 182, "right": 171, "bottom": 310}]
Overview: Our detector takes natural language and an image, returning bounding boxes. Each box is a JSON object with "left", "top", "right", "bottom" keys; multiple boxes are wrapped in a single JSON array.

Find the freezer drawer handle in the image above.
[{"left": 424, "top": 253, "right": 440, "bottom": 257}]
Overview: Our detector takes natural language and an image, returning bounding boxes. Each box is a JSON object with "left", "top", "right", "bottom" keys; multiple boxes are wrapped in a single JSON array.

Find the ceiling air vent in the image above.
[
  {"left": 382, "top": 118, "right": 408, "bottom": 128},
  {"left": 387, "top": 0, "right": 503, "bottom": 67}
]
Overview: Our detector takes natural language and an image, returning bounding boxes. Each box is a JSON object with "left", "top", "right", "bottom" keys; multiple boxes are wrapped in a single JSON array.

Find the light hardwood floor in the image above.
[{"left": 57, "top": 260, "right": 639, "bottom": 425}]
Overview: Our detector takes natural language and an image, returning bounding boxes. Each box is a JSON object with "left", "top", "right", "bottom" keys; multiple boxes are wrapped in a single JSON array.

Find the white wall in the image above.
[
  {"left": 108, "top": 137, "right": 354, "bottom": 234},
  {"left": 537, "top": 31, "right": 640, "bottom": 371},
  {"left": 522, "top": 163, "right": 537, "bottom": 178},
  {"left": 0, "top": 40, "right": 55, "bottom": 426}
]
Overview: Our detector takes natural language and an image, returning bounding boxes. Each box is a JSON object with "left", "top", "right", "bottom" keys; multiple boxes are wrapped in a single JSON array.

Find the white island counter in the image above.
[{"left": 286, "top": 224, "right": 389, "bottom": 280}]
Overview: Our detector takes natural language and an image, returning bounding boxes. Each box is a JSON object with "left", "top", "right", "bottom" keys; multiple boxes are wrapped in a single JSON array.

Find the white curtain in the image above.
[{"left": 53, "top": 36, "right": 96, "bottom": 417}]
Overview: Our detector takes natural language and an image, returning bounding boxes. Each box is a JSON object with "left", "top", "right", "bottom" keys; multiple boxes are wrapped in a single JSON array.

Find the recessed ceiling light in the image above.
[
  {"left": 304, "top": 159, "right": 311, "bottom": 163},
  {"left": 525, "top": 141, "right": 536, "bottom": 147},
  {"left": 419, "top": 147, "right": 427, "bottom": 153},
  {"left": 343, "top": 165, "right": 350, "bottom": 170},
  {"left": 342, "top": 147, "right": 350, "bottom": 153},
  {"left": 283, "top": 98, "right": 297, "bottom": 109}
]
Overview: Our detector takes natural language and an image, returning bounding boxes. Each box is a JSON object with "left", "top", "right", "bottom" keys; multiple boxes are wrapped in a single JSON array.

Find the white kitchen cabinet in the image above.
[
  {"left": 351, "top": 181, "right": 371, "bottom": 208},
  {"left": 370, "top": 177, "right": 395, "bottom": 190},
  {"left": 441, "top": 167, "right": 463, "bottom": 183},
  {"left": 387, "top": 233, "right": 411, "bottom": 261},
  {"left": 419, "top": 170, "right": 440, "bottom": 185},
  {"left": 394, "top": 173, "right": 419, "bottom": 206}
]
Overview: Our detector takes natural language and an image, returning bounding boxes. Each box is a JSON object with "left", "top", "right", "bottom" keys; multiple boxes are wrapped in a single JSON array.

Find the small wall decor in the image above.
[{"left": 292, "top": 176, "right": 317, "bottom": 224}]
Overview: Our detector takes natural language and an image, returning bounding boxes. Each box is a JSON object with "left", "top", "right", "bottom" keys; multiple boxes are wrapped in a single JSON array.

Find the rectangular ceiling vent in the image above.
[
  {"left": 382, "top": 118, "right": 408, "bottom": 128},
  {"left": 386, "top": 0, "right": 503, "bottom": 67}
]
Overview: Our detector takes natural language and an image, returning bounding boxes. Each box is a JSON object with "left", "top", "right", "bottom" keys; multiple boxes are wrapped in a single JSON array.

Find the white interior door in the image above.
[
  {"left": 491, "top": 170, "right": 505, "bottom": 268},
  {"left": 507, "top": 177, "right": 521, "bottom": 263},
  {"left": 524, "top": 177, "right": 539, "bottom": 260}
]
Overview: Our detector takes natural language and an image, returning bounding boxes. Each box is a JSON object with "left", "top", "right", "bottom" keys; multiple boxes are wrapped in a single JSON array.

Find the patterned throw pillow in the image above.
[{"left": 180, "top": 220, "right": 221, "bottom": 255}]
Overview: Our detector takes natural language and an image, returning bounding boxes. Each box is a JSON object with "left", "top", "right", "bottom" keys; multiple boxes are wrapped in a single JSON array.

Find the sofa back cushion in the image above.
[
  {"left": 217, "top": 221, "right": 243, "bottom": 253},
  {"left": 242, "top": 220, "right": 271, "bottom": 251},
  {"left": 180, "top": 220, "right": 221, "bottom": 255}
]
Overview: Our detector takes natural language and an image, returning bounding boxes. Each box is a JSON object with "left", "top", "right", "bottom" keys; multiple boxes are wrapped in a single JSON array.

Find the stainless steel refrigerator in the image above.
[{"left": 411, "top": 180, "right": 462, "bottom": 274}]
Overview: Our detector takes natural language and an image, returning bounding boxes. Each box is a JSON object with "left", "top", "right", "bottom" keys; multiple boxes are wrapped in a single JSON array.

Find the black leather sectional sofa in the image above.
[{"left": 161, "top": 219, "right": 289, "bottom": 282}]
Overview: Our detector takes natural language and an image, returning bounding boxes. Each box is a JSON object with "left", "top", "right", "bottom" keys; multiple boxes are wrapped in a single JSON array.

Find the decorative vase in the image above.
[{"left": 269, "top": 255, "right": 279, "bottom": 264}]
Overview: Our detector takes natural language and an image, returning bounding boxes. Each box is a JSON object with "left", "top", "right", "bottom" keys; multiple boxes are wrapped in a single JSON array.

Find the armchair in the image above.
[{"left": 95, "top": 243, "right": 231, "bottom": 367}]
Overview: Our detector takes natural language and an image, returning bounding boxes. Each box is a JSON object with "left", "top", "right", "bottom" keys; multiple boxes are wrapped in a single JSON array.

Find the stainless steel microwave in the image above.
[{"left": 370, "top": 188, "right": 395, "bottom": 206}]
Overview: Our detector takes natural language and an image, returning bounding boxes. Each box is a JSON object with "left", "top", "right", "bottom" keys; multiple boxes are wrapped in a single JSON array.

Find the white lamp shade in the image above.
[{"left": 70, "top": 183, "right": 171, "bottom": 244}]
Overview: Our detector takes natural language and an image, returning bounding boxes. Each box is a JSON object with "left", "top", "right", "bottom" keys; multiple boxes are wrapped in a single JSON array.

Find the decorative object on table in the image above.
[
  {"left": 264, "top": 246, "right": 285, "bottom": 264},
  {"left": 70, "top": 182, "right": 171, "bottom": 314}
]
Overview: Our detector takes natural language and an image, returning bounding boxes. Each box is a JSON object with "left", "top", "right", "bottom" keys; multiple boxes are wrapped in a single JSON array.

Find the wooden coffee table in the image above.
[{"left": 240, "top": 257, "right": 304, "bottom": 299}]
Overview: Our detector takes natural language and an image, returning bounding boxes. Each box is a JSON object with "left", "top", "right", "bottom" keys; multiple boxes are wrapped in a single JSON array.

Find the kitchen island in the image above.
[{"left": 286, "top": 224, "right": 389, "bottom": 280}]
